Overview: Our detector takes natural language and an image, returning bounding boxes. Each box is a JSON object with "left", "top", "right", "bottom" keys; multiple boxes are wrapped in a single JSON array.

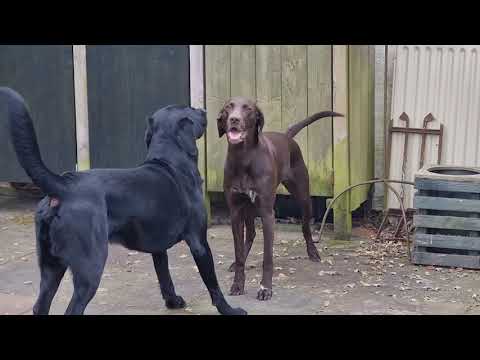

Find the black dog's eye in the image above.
[{"left": 242, "top": 104, "right": 251, "bottom": 112}]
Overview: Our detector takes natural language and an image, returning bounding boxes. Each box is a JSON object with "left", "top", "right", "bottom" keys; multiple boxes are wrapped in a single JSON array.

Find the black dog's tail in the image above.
[
  {"left": 286, "top": 111, "right": 344, "bottom": 139},
  {"left": 0, "top": 87, "right": 66, "bottom": 196}
]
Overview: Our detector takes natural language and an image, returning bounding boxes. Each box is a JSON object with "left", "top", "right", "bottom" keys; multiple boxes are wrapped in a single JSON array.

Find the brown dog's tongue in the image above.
[{"left": 228, "top": 130, "right": 242, "bottom": 142}]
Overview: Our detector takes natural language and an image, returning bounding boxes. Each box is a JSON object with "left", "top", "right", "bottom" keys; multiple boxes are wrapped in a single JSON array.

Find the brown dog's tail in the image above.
[{"left": 286, "top": 111, "right": 344, "bottom": 139}]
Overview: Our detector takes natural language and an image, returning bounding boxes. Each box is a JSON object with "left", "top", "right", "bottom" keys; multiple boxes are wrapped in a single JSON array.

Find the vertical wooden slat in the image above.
[
  {"left": 256, "top": 45, "right": 282, "bottom": 132},
  {"left": 307, "top": 45, "right": 333, "bottom": 196},
  {"left": 230, "top": 46, "right": 256, "bottom": 98},
  {"left": 281, "top": 45, "right": 308, "bottom": 156},
  {"left": 73, "top": 45, "right": 90, "bottom": 171},
  {"left": 189, "top": 45, "right": 210, "bottom": 220},
  {"left": 205, "top": 45, "right": 231, "bottom": 192},
  {"left": 333, "top": 45, "right": 351, "bottom": 239}
]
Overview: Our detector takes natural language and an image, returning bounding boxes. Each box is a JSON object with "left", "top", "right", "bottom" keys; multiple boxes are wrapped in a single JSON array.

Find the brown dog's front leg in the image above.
[
  {"left": 258, "top": 208, "right": 274, "bottom": 301},
  {"left": 230, "top": 207, "right": 246, "bottom": 296}
]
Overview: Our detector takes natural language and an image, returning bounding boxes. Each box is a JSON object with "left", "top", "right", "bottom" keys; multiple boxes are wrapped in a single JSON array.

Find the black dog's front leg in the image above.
[
  {"left": 152, "top": 252, "right": 186, "bottom": 309},
  {"left": 186, "top": 234, "right": 247, "bottom": 315}
]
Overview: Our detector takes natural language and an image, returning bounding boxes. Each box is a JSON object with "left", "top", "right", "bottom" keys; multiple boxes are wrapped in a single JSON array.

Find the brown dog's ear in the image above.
[
  {"left": 255, "top": 105, "right": 264, "bottom": 141},
  {"left": 217, "top": 108, "right": 227, "bottom": 137}
]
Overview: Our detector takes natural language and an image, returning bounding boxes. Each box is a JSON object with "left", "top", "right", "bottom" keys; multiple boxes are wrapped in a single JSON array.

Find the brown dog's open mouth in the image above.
[{"left": 227, "top": 128, "right": 245, "bottom": 144}]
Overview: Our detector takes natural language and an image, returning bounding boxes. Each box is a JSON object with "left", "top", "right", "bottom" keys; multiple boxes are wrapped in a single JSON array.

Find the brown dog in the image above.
[{"left": 217, "top": 97, "right": 343, "bottom": 300}]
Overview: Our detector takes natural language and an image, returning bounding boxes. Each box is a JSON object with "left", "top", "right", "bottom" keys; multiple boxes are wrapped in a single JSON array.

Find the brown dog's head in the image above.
[{"left": 217, "top": 97, "right": 264, "bottom": 145}]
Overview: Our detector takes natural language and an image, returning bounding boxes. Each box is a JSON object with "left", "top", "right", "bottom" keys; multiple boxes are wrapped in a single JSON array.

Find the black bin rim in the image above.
[{"left": 425, "top": 165, "right": 480, "bottom": 176}]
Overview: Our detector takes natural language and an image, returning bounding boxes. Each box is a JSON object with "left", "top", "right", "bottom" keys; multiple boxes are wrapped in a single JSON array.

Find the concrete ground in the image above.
[{"left": 1, "top": 194, "right": 480, "bottom": 315}]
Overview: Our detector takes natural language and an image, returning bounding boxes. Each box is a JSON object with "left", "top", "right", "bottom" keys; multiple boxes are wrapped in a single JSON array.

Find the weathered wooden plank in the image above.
[
  {"left": 281, "top": 46, "right": 308, "bottom": 157},
  {"left": 415, "top": 178, "right": 480, "bottom": 193},
  {"left": 73, "top": 45, "right": 90, "bottom": 171},
  {"left": 414, "top": 233, "right": 480, "bottom": 251},
  {"left": 189, "top": 45, "right": 210, "bottom": 221},
  {"left": 349, "top": 46, "right": 364, "bottom": 211},
  {"left": 256, "top": 45, "right": 282, "bottom": 132},
  {"left": 230, "top": 46, "right": 255, "bottom": 98},
  {"left": 332, "top": 45, "right": 351, "bottom": 239},
  {"left": 307, "top": 45, "right": 333, "bottom": 196},
  {"left": 205, "top": 45, "right": 231, "bottom": 192},
  {"left": 412, "top": 250, "right": 480, "bottom": 269},
  {"left": 414, "top": 214, "right": 480, "bottom": 231},
  {"left": 414, "top": 195, "right": 480, "bottom": 213}
]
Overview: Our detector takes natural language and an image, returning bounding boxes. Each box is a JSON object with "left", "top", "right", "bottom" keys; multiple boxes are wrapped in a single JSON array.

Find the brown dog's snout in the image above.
[{"left": 229, "top": 116, "right": 241, "bottom": 126}]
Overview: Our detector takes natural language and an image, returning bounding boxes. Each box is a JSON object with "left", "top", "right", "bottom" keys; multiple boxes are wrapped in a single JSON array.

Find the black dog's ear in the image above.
[
  {"left": 255, "top": 105, "right": 265, "bottom": 141},
  {"left": 217, "top": 108, "right": 228, "bottom": 138},
  {"left": 176, "top": 117, "right": 198, "bottom": 158},
  {"left": 144, "top": 116, "right": 154, "bottom": 148}
]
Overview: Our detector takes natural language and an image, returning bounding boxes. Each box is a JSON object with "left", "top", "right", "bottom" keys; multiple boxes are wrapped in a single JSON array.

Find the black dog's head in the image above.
[
  {"left": 217, "top": 97, "right": 264, "bottom": 145},
  {"left": 145, "top": 105, "right": 207, "bottom": 160}
]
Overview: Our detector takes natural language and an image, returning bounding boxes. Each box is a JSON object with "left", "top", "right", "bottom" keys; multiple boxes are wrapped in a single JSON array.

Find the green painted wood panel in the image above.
[
  {"left": 307, "top": 46, "right": 333, "bottom": 196},
  {"left": 205, "top": 45, "right": 231, "bottom": 192},
  {"left": 348, "top": 45, "right": 375, "bottom": 211},
  {"left": 256, "top": 45, "right": 282, "bottom": 132},
  {"left": 86, "top": 45, "right": 190, "bottom": 169},
  {"left": 205, "top": 45, "right": 333, "bottom": 196},
  {"left": 231, "top": 46, "right": 256, "bottom": 98},
  {"left": 0, "top": 45, "right": 76, "bottom": 182}
]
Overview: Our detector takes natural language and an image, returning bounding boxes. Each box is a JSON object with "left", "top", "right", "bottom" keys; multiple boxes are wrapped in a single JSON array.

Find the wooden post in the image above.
[
  {"left": 332, "top": 45, "right": 352, "bottom": 239},
  {"left": 73, "top": 45, "right": 90, "bottom": 171},
  {"left": 190, "top": 45, "right": 211, "bottom": 223}
]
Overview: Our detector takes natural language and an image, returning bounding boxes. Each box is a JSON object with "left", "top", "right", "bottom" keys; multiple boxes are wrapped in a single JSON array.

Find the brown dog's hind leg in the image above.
[{"left": 283, "top": 174, "right": 321, "bottom": 262}]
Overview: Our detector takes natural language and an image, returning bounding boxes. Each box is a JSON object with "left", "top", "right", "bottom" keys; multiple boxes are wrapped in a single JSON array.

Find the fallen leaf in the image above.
[
  {"left": 323, "top": 301, "right": 330, "bottom": 307},
  {"left": 218, "top": 261, "right": 224, "bottom": 265},
  {"left": 274, "top": 266, "right": 283, "bottom": 271}
]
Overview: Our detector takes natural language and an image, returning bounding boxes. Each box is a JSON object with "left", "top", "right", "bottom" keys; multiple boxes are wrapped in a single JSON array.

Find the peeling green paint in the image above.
[
  {"left": 77, "top": 159, "right": 90, "bottom": 171},
  {"left": 309, "top": 145, "right": 334, "bottom": 196},
  {"left": 333, "top": 137, "right": 351, "bottom": 240}
]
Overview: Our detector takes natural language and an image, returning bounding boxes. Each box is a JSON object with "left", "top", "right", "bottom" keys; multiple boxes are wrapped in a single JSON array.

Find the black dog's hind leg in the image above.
[
  {"left": 152, "top": 252, "right": 186, "bottom": 309},
  {"left": 186, "top": 233, "right": 247, "bottom": 315},
  {"left": 65, "top": 254, "right": 106, "bottom": 315},
  {"left": 33, "top": 217, "right": 67, "bottom": 315}
]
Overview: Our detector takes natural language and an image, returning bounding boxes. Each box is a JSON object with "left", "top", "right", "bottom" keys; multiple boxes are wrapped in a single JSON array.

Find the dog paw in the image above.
[
  {"left": 256, "top": 286, "right": 272, "bottom": 301},
  {"left": 229, "top": 283, "right": 245, "bottom": 296},
  {"left": 228, "top": 262, "right": 236, "bottom": 272},
  {"left": 165, "top": 295, "right": 186, "bottom": 309}
]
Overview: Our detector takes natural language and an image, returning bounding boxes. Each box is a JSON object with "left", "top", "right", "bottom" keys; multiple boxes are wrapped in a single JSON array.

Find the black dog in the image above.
[{"left": 0, "top": 87, "right": 246, "bottom": 315}]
